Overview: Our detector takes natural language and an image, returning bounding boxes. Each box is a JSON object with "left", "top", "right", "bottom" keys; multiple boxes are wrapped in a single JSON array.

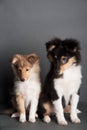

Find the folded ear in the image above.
[
  {"left": 11, "top": 54, "right": 20, "bottom": 65},
  {"left": 27, "top": 54, "right": 39, "bottom": 64},
  {"left": 73, "top": 40, "right": 80, "bottom": 52},
  {"left": 47, "top": 54, "right": 53, "bottom": 62},
  {"left": 45, "top": 38, "right": 61, "bottom": 52}
]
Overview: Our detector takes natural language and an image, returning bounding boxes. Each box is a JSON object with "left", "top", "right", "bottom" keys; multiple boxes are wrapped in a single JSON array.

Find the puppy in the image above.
[
  {"left": 11, "top": 53, "right": 41, "bottom": 123},
  {"left": 37, "top": 38, "right": 82, "bottom": 125}
]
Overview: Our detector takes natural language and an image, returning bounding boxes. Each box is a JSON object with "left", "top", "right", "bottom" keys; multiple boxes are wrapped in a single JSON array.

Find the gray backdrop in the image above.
[{"left": 0, "top": 0, "right": 87, "bottom": 104}]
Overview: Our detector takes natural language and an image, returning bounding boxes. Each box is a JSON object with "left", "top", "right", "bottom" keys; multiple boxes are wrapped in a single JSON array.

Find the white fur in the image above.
[
  {"left": 19, "top": 113, "right": 26, "bottom": 123},
  {"left": 53, "top": 65, "right": 82, "bottom": 125},
  {"left": 14, "top": 72, "right": 41, "bottom": 123},
  {"left": 43, "top": 115, "right": 51, "bottom": 123},
  {"left": 11, "top": 112, "right": 19, "bottom": 118}
]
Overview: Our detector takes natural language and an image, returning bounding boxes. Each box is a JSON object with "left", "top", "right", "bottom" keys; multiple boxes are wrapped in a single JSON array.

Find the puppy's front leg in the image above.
[
  {"left": 16, "top": 94, "right": 26, "bottom": 123},
  {"left": 70, "top": 93, "right": 81, "bottom": 124},
  {"left": 53, "top": 98, "right": 68, "bottom": 126},
  {"left": 29, "top": 99, "right": 38, "bottom": 123}
]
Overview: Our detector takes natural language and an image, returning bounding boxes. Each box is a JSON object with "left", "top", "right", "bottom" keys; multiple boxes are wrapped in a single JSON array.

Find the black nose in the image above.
[
  {"left": 55, "top": 70, "right": 60, "bottom": 74},
  {"left": 55, "top": 70, "right": 61, "bottom": 78},
  {"left": 21, "top": 78, "right": 25, "bottom": 82}
]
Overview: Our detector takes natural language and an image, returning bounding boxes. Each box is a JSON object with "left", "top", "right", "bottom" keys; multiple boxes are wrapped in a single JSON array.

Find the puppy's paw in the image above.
[
  {"left": 29, "top": 117, "right": 36, "bottom": 123},
  {"left": 19, "top": 114, "right": 26, "bottom": 123},
  {"left": 35, "top": 113, "right": 38, "bottom": 118},
  {"left": 43, "top": 115, "right": 51, "bottom": 123},
  {"left": 76, "top": 109, "right": 82, "bottom": 114},
  {"left": 11, "top": 112, "right": 19, "bottom": 118},
  {"left": 58, "top": 119, "right": 68, "bottom": 126},
  {"left": 71, "top": 117, "right": 81, "bottom": 124}
]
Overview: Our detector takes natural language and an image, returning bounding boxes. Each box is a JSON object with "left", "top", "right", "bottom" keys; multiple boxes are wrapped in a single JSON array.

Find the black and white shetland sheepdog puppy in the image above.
[{"left": 37, "top": 38, "right": 82, "bottom": 126}]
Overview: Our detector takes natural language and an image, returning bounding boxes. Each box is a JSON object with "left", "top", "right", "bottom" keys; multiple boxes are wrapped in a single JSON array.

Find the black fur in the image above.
[
  {"left": 62, "top": 39, "right": 81, "bottom": 65},
  {"left": 37, "top": 38, "right": 81, "bottom": 119},
  {"left": 46, "top": 38, "right": 61, "bottom": 51}
]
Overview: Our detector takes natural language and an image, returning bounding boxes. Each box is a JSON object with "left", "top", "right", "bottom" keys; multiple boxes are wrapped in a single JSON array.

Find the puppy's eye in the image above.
[
  {"left": 14, "top": 64, "right": 18, "bottom": 69},
  {"left": 62, "top": 57, "right": 67, "bottom": 61},
  {"left": 18, "top": 68, "right": 22, "bottom": 72},
  {"left": 61, "top": 56, "right": 68, "bottom": 64},
  {"left": 26, "top": 69, "right": 29, "bottom": 71},
  {"left": 54, "top": 55, "right": 57, "bottom": 59}
]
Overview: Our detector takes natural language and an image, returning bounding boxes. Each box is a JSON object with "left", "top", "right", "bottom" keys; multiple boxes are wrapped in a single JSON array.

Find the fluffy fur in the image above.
[
  {"left": 37, "top": 38, "right": 82, "bottom": 125},
  {"left": 11, "top": 53, "right": 41, "bottom": 123}
]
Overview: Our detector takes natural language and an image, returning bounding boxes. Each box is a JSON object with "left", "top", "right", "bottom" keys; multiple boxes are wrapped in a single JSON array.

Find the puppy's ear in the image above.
[
  {"left": 47, "top": 54, "right": 53, "bottom": 62},
  {"left": 63, "top": 39, "right": 80, "bottom": 52},
  {"left": 11, "top": 54, "right": 20, "bottom": 65},
  {"left": 27, "top": 54, "right": 39, "bottom": 64},
  {"left": 45, "top": 38, "right": 61, "bottom": 51},
  {"left": 73, "top": 40, "right": 80, "bottom": 52}
]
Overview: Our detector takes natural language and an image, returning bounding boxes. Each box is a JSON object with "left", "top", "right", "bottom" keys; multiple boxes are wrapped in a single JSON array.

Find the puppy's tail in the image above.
[{"left": 0, "top": 108, "right": 15, "bottom": 115}]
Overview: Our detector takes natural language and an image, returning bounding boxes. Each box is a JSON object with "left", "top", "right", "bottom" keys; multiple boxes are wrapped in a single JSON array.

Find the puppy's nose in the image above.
[
  {"left": 21, "top": 78, "right": 25, "bottom": 82},
  {"left": 56, "top": 70, "right": 60, "bottom": 74}
]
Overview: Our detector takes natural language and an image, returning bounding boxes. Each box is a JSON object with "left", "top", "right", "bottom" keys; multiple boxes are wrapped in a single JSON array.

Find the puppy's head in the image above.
[
  {"left": 11, "top": 54, "right": 39, "bottom": 81},
  {"left": 46, "top": 38, "right": 81, "bottom": 78}
]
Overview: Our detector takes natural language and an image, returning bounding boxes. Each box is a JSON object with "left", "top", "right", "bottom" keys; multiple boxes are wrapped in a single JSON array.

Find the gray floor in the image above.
[{"left": 0, "top": 102, "right": 87, "bottom": 130}]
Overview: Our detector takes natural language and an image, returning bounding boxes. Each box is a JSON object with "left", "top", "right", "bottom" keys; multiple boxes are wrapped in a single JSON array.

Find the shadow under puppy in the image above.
[
  {"left": 10, "top": 53, "right": 41, "bottom": 123},
  {"left": 37, "top": 38, "right": 82, "bottom": 125}
]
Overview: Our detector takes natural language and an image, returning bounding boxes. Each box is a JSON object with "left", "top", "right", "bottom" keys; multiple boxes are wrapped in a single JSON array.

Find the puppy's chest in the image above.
[
  {"left": 15, "top": 80, "right": 38, "bottom": 98},
  {"left": 54, "top": 65, "right": 82, "bottom": 95}
]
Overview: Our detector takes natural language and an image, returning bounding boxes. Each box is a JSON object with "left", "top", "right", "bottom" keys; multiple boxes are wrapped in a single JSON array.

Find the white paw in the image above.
[
  {"left": 71, "top": 117, "right": 81, "bottom": 124},
  {"left": 43, "top": 115, "right": 51, "bottom": 123},
  {"left": 19, "top": 114, "right": 26, "bottom": 123},
  {"left": 11, "top": 112, "right": 19, "bottom": 118},
  {"left": 76, "top": 109, "right": 82, "bottom": 114},
  {"left": 35, "top": 113, "right": 38, "bottom": 118},
  {"left": 29, "top": 117, "right": 36, "bottom": 123},
  {"left": 58, "top": 119, "right": 68, "bottom": 126}
]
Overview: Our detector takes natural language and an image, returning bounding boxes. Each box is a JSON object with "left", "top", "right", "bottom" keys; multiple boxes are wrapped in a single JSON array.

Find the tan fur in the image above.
[
  {"left": 16, "top": 94, "right": 25, "bottom": 115},
  {"left": 49, "top": 45, "right": 56, "bottom": 51},
  {"left": 43, "top": 102, "right": 53, "bottom": 116},
  {"left": 64, "top": 105, "right": 71, "bottom": 113},
  {"left": 60, "top": 57, "right": 76, "bottom": 74}
]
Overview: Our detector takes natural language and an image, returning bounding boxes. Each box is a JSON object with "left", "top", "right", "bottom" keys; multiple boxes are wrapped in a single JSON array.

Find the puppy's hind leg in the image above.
[
  {"left": 11, "top": 112, "right": 19, "bottom": 118},
  {"left": 64, "top": 105, "right": 81, "bottom": 114},
  {"left": 43, "top": 115, "right": 51, "bottom": 123},
  {"left": 43, "top": 102, "right": 52, "bottom": 123}
]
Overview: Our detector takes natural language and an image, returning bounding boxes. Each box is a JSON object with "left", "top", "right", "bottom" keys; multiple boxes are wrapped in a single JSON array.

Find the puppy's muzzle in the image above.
[{"left": 20, "top": 78, "right": 25, "bottom": 82}]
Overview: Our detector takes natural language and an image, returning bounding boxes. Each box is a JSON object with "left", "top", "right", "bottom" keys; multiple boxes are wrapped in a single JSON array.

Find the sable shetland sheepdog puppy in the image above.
[
  {"left": 11, "top": 53, "right": 41, "bottom": 123},
  {"left": 37, "top": 38, "right": 82, "bottom": 125}
]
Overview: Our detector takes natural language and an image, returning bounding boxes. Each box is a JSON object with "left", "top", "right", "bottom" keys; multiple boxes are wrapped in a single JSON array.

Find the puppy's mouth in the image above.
[{"left": 54, "top": 70, "right": 63, "bottom": 78}]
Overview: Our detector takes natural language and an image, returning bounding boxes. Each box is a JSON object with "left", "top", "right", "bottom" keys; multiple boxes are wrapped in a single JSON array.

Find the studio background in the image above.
[{"left": 0, "top": 0, "right": 87, "bottom": 104}]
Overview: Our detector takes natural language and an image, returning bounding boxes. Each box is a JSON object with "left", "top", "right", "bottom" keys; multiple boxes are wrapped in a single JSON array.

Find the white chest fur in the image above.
[
  {"left": 14, "top": 73, "right": 41, "bottom": 108},
  {"left": 54, "top": 65, "right": 82, "bottom": 105}
]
